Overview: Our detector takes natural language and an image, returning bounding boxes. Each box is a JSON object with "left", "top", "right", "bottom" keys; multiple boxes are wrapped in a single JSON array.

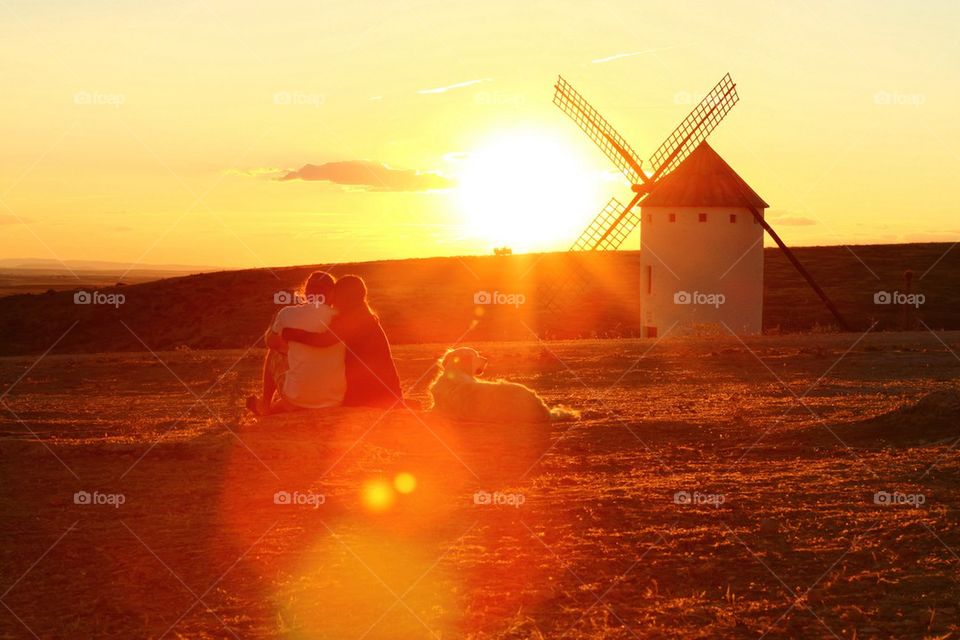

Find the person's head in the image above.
[
  {"left": 333, "top": 274, "right": 371, "bottom": 314},
  {"left": 301, "top": 271, "right": 336, "bottom": 305}
]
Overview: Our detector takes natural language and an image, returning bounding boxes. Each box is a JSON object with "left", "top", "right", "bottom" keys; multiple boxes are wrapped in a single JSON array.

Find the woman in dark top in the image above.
[{"left": 282, "top": 275, "right": 403, "bottom": 409}]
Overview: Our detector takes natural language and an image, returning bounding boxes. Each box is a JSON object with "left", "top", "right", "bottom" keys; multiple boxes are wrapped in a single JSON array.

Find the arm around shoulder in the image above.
[{"left": 283, "top": 326, "right": 341, "bottom": 348}]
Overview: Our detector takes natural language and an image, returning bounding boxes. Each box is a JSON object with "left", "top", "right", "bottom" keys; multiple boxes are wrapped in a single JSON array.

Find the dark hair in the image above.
[
  {"left": 302, "top": 271, "right": 336, "bottom": 300},
  {"left": 333, "top": 275, "right": 373, "bottom": 314}
]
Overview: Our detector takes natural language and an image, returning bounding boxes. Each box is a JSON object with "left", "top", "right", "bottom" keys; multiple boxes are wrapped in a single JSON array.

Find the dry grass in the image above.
[
  {"left": 2, "top": 333, "right": 960, "bottom": 638},
  {"left": 4, "top": 242, "right": 960, "bottom": 356}
]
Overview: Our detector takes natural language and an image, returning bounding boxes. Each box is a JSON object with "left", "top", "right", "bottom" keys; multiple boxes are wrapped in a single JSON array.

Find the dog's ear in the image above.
[
  {"left": 439, "top": 349, "right": 455, "bottom": 371},
  {"left": 474, "top": 354, "right": 488, "bottom": 374}
]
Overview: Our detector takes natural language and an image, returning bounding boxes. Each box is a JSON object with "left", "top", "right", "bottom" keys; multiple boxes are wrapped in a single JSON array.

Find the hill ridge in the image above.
[{"left": 1, "top": 243, "right": 958, "bottom": 356}]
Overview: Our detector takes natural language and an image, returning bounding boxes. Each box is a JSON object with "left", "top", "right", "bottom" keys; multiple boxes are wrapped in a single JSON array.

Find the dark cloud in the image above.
[{"left": 280, "top": 161, "right": 453, "bottom": 192}]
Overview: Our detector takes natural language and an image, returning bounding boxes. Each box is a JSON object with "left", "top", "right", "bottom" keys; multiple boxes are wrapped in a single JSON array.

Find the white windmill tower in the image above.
[
  {"left": 549, "top": 73, "right": 850, "bottom": 335},
  {"left": 638, "top": 141, "right": 768, "bottom": 336}
]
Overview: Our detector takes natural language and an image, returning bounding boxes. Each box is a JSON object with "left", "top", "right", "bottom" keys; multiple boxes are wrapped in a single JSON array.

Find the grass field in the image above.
[
  {"left": 3, "top": 332, "right": 960, "bottom": 638},
  {"left": 3, "top": 242, "right": 960, "bottom": 356}
]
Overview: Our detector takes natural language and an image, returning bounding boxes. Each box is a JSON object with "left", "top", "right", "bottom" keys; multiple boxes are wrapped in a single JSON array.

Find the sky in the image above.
[{"left": 0, "top": 0, "right": 958, "bottom": 269}]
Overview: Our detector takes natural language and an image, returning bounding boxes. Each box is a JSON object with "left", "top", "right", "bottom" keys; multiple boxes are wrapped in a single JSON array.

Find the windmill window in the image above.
[
  {"left": 647, "top": 213, "right": 653, "bottom": 223},
  {"left": 669, "top": 213, "right": 676, "bottom": 223},
  {"left": 698, "top": 212, "right": 707, "bottom": 222},
  {"left": 645, "top": 265, "right": 652, "bottom": 294},
  {"left": 729, "top": 214, "right": 737, "bottom": 223}
]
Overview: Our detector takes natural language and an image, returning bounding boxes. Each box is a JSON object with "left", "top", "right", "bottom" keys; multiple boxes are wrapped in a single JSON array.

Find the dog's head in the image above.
[{"left": 439, "top": 347, "right": 487, "bottom": 378}]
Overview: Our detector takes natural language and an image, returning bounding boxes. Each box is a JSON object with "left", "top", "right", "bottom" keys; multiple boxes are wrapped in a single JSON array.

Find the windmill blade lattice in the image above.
[
  {"left": 570, "top": 196, "right": 641, "bottom": 252},
  {"left": 647, "top": 73, "right": 738, "bottom": 180},
  {"left": 554, "top": 76, "right": 645, "bottom": 185}
]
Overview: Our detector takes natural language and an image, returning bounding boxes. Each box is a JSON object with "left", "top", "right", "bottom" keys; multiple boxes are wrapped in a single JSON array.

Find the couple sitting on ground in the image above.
[{"left": 246, "top": 271, "right": 403, "bottom": 415}]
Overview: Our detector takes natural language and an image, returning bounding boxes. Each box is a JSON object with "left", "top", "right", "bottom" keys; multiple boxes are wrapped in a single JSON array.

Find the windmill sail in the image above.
[
  {"left": 571, "top": 194, "right": 643, "bottom": 252},
  {"left": 647, "top": 73, "right": 738, "bottom": 181},
  {"left": 554, "top": 76, "right": 645, "bottom": 185}
]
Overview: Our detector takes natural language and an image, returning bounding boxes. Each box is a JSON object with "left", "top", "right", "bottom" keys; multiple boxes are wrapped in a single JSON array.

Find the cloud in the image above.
[
  {"left": 279, "top": 161, "right": 454, "bottom": 192},
  {"left": 223, "top": 167, "right": 286, "bottom": 179},
  {"left": 771, "top": 216, "right": 817, "bottom": 226},
  {"left": 767, "top": 209, "right": 817, "bottom": 226},
  {"left": 442, "top": 151, "right": 469, "bottom": 163},
  {"left": 0, "top": 214, "right": 32, "bottom": 225},
  {"left": 591, "top": 46, "right": 681, "bottom": 64},
  {"left": 417, "top": 78, "right": 491, "bottom": 95}
]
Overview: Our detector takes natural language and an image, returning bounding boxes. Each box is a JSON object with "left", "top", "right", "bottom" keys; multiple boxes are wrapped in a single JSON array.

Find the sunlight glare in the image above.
[
  {"left": 362, "top": 478, "right": 396, "bottom": 512},
  {"left": 456, "top": 130, "right": 600, "bottom": 251}
]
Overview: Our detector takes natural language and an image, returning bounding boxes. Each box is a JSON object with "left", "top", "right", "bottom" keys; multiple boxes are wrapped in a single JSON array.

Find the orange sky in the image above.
[{"left": 0, "top": 0, "right": 958, "bottom": 269}]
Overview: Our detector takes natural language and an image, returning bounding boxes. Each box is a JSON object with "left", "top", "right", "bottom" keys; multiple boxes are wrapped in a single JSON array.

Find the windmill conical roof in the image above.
[{"left": 642, "top": 142, "right": 768, "bottom": 209}]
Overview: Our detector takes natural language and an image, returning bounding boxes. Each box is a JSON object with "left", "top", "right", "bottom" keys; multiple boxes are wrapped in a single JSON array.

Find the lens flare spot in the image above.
[
  {"left": 394, "top": 472, "right": 417, "bottom": 494},
  {"left": 362, "top": 479, "right": 395, "bottom": 512}
]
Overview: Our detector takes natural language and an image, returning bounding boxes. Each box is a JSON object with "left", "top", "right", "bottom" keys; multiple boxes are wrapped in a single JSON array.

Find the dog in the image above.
[{"left": 426, "top": 347, "right": 578, "bottom": 423}]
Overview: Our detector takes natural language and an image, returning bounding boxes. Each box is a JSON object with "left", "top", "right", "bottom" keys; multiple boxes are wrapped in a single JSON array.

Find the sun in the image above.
[{"left": 455, "top": 130, "right": 600, "bottom": 252}]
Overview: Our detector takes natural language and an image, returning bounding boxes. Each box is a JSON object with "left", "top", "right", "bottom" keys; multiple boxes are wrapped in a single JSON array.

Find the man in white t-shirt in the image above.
[{"left": 247, "top": 271, "right": 346, "bottom": 415}]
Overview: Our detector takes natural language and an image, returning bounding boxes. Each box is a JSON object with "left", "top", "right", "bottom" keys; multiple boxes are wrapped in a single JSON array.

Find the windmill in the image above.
[{"left": 544, "top": 73, "right": 850, "bottom": 333}]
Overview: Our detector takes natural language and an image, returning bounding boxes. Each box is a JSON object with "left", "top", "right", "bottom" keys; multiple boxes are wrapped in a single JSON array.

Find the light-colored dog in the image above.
[{"left": 427, "top": 347, "right": 578, "bottom": 423}]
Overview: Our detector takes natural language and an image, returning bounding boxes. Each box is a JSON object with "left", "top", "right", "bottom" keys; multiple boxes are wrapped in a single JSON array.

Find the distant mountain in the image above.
[{"left": 0, "top": 258, "right": 221, "bottom": 273}]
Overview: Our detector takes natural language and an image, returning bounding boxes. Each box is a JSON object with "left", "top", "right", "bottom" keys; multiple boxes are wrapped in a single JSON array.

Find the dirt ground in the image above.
[{"left": 2, "top": 332, "right": 960, "bottom": 639}]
